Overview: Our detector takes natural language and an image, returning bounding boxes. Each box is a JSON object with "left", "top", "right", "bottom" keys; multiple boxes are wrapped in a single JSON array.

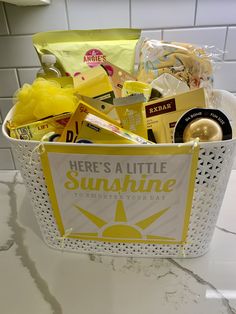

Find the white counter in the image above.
[{"left": 0, "top": 170, "right": 236, "bottom": 314}]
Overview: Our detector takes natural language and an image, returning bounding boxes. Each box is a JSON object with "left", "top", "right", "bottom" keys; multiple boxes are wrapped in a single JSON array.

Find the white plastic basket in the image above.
[{"left": 3, "top": 91, "right": 236, "bottom": 258}]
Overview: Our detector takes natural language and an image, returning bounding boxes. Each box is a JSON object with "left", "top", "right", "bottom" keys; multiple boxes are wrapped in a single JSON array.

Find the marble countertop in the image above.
[{"left": 1, "top": 170, "right": 236, "bottom": 314}]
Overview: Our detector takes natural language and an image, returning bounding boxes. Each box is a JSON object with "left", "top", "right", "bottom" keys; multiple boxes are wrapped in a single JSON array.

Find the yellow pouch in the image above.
[
  {"left": 114, "top": 94, "right": 147, "bottom": 139},
  {"left": 77, "top": 113, "right": 153, "bottom": 145},
  {"left": 33, "top": 28, "right": 141, "bottom": 76},
  {"left": 145, "top": 88, "right": 206, "bottom": 143},
  {"left": 8, "top": 113, "right": 71, "bottom": 141},
  {"left": 59, "top": 100, "right": 120, "bottom": 143}
]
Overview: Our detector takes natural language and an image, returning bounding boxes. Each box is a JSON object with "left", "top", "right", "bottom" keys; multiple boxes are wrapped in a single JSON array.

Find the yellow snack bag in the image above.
[
  {"left": 114, "top": 94, "right": 147, "bottom": 139},
  {"left": 33, "top": 28, "right": 141, "bottom": 76},
  {"left": 59, "top": 100, "right": 120, "bottom": 143},
  {"left": 8, "top": 113, "right": 71, "bottom": 141},
  {"left": 145, "top": 88, "right": 206, "bottom": 143},
  {"left": 73, "top": 66, "right": 115, "bottom": 104},
  {"left": 77, "top": 113, "right": 153, "bottom": 145}
]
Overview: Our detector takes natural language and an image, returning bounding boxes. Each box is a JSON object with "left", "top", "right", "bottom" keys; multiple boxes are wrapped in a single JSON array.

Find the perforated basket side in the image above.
[
  {"left": 3, "top": 103, "right": 236, "bottom": 258},
  {"left": 5, "top": 134, "right": 236, "bottom": 258}
]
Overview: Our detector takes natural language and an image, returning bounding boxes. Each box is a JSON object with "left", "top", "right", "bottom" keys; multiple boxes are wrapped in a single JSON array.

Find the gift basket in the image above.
[{"left": 3, "top": 28, "right": 236, "bottom": 258}]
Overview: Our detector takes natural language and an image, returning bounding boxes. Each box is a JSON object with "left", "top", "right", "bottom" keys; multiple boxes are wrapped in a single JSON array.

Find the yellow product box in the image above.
[
  {"left": 8, "top": 113, "right": 71, "bottom": 141},
  {"left": 59, "top": 100, "right": 120, "bottom": 143},
  {"left": 145, "top": 88, "right": 206, "bottom": 143},
  {"left": 77, "top": 113, "right": 154, "bottom": 144},
  {"left": 73, "top": 66, "right": 115, "bottom": 104}
]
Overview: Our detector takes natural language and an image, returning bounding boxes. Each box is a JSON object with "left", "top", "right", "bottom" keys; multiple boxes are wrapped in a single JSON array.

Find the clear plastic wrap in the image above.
[{"left": 136, "top": 39, "right": 214, "bottom": 100}]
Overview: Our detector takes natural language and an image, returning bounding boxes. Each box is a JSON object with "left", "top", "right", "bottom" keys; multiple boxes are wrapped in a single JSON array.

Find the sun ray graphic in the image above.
[{"left": 74, "top": 200, "right": 176, "bottom": 242}]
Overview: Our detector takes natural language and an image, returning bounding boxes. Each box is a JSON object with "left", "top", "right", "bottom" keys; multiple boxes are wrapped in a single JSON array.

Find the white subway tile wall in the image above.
[
  {"left": 0, "top": 36, "right": 40, "bottom": 67},
  {"left": 163, "top": 27, "right": 227, "bottom": 52},
  {"left": 225, "top": 27, "right": 236, "bottom": 60},
  {"left": 67, "top": 0, "right": 130, "bottom": 29},
  {"left": 131, "top": 0, "right": 196, "bottom": 29},
  {"left": 4, "top": 0, "right": 68, "bottom": 34},
  {"left": 17, "top": 68, "right": 40, "bottom": 86},
  {"left": 196, "top": 0, "right": 236, "bottom": 26},
  {"left": 0, "top": 149, "right": 15, "bottom": 170},
  {"left": 0, "top": 69, "right": 19, "bottom": 97},
  {"left": 0, "top": 0, "right": 236, "bottom": 170}
]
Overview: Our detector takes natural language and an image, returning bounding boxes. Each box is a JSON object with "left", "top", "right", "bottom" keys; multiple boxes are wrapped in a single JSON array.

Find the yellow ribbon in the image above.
[
  {"left": 56, "top": 228, "right": 73, "bottom": 251},
  {"left": 29, "top": 141, "right": 45, "bottom": 166},
  {"left": 177, "top": 137, "right": 200, "bottom": 150}
]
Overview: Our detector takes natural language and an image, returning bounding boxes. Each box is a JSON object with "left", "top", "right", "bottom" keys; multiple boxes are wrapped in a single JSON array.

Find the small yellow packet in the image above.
[
  {"left": 8, "top": 113, "right": 71, "bottom": 141},
  {"left": 77, "top": 113, "right": 153, "bottom": 145},
  {"left": 122, "top": 80, "right": 152, "bottom": 101},
  {"left": 114, "top": 94, "right": 147, "bottom": 139},
  {"left": 59, "top": 100, "right": 120, "bottom": 143},
  {"left": 73, "top": 66, "right": 115, "bottom": 105},
  {"left": 145, "top": 88, "right": 206, "bottom": 143}
]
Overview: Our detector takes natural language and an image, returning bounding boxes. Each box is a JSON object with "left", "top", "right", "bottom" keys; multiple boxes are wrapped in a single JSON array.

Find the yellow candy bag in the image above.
[{"left": 33, "top": 28, "right": 141, "bottom": 77}]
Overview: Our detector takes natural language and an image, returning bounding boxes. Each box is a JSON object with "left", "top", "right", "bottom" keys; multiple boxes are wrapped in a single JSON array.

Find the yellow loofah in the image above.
[{"left": 11, "top": 78, "right": 78, "bottom": 127}]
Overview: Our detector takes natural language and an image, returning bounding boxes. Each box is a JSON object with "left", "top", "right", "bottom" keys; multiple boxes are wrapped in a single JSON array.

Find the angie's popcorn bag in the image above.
[{"left": 33, "top": 28, "right": 141, "bottom": 77}]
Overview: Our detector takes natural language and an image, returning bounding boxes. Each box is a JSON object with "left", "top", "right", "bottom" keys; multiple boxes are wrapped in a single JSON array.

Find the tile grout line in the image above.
[
  {"left": 0, "top": 25, "right": 236, "bottom": 37},
  {"left": 131, "top": 24, "right": 236, "bottom": 31},
  {"left": 15, "top": 68, "right": 21, "bottom": 88},
  {"left": 10, "top": 67, "right": 19, "bottom": 170},
  {"left": 10, "top": 149, "right": 17, "bottom": 170},
  {"left": 129, "top": 0, "right": 132, "bottom": 28},
  {"left": 194, "top": 0, "right": 198, "bottom": 26},
  {"left": 2, "top": 2, "right": 11, "bottom": 35},
  {"left": 0, "top": 34, "right": 37, "bottom": 38},
  {"left": 0, "top": 66, "right": 40, "bottom": 70},
  {"left": 64, "top": 0, "right": 71, "bottom": 30},
  {"left": 223, "top": 26, "right": 229, "bottom": 60}
]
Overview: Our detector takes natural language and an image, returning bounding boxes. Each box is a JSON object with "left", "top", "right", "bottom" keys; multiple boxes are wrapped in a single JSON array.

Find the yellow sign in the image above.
[{"left": 41, "top": 144, "right": 199, "bottom": 244}]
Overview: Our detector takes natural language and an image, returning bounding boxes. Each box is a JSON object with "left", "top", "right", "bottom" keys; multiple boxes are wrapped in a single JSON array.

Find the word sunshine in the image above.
[{"left": 64, "top": 171, "right": 176, "bottom": 193}]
